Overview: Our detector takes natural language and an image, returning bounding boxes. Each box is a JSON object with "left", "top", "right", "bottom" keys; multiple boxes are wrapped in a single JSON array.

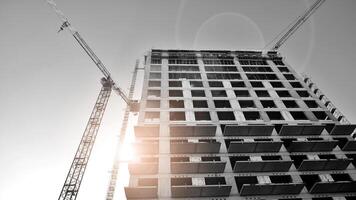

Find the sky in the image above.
[{"left": 1, "top": 0, "right": 356, "bottom": 199}]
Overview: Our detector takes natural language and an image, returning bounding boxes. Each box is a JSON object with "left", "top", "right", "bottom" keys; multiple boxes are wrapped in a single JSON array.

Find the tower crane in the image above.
[
  {"left": 46, "top": 1, "right": 139, "bottom": 200},
  {"left": 269, "top": 0, "right": 325, "bottom": 50}
]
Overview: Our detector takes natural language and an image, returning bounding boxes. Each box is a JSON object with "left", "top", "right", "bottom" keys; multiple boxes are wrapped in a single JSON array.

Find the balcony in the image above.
[
  {"left": 134, "top": 125, "right": 159, "bottom": 137},
  {"left": 282, "top": 138, "right": 337, "bottom": 152},
  {"left": 170, "top": 139, "right": 221, "bottom": 154},
  {"left": 301, "top": 174, "right": 356, "bottom": 194},
  {"left": 334, "top": 137, "right": 356, "bottom": 151},
  {"left": 291, "top": 154, "right": 351, "bottom": 171},
  {"left": 170, "top": 125, "right": 216, "bottom": 137},
  {"left": 125, "top": 178, "right": 158, "bottom": 199},
  {"left": 171, "top": 156, "right": 226, "bottom": 174},
  {"left": 226, "top": 139, "right": 282, "bottom": 153},
  {"left": 223, "top": 124, "right": 274, "bottom": 136},
  {"left": 171, "top": 177, "right": 231, "bottom": 198},
  {"left": 327, "top": 124, "right": 356, "bottom": 135},
  {"left": 235, "top": 175, "right": 304, "bottom": 196},
  {"left": 279, "top": 124, "right": 324, "bottom": 136},
  {"left": 230, "top": 155, "right": 292, "bottom": 172},
  {"left": 133, "top": 140, "right": 159, "bottom": 155},
  {"left": 129, "top": 157, "right": 158, "bottom": 174}
]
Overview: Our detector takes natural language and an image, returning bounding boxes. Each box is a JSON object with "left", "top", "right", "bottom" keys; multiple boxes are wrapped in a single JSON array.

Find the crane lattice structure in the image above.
[{"left": 46, "top": 1, "right": 138, "bottom": 200}]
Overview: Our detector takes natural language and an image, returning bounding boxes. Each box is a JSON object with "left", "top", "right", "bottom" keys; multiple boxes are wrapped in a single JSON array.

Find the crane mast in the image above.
[
  {"left": 271, "top": 0, "right": 325, "bottom": 50},
  {"left": 46, "top": 1, "right": 139, "bottom": 200}
]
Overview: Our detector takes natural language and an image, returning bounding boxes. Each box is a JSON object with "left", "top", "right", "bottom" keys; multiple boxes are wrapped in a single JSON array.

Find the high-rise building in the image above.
[{"left": 125, "top": 49, "right": 356, "bottom": 199}]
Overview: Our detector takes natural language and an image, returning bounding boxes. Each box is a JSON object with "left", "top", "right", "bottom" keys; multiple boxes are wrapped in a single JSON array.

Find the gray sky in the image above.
[{"left": 1, "top": 0, "right": 356, "bottom": 199}]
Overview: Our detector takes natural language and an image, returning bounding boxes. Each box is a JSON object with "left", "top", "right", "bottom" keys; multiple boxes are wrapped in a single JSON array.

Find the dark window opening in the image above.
[
  {"left": 149, "top": 72, "right": 161, "bottom": 79},
  {"left": 284, "top": 74, "right": 296, "bottom": 80},
  {"left": 230, "top": 156, "right": 249, "bottom": 167},
  {"left": 238, "top": 59, "right": 268, "bottom": 65},
  {"left": 290, "top": 82, "right": 303, "bottom": 88},
  {"left": 205, "top": 177, "right": 226, "bottom": 185},
  {"left": 190, "top": 81, "right": 203, "bottom": 87},
  {"left": 297, "top": 90, "right": 310, "bottom": 97},
  {"left": 255, "top": 90, "right": 270, "bottom": 97},
  {"left": 169, "top": 100, "right": 184, "bottom": 108},
  {"left": 169, "top": 65, "right": 199, "bottom": 71},
  {"left": 281, "top": 138, "right": 297, "bottom": 148},
  {"left": 247, "top": 73, "right": 278, "bottom": 80},
  {"left": 318, "top": 154, "right": 336, "bottom": 160},
  {"left": 261, "top": 155, "right": 282, "bottom": 160},
  {"left": 169, "top": 73, "right": 201, "bottom": 79},
  {"left": 277, "top": 90, "right": 291, "bottom": 97},
  {"left": 194, "top": 112, "right": 211, "bottom": 121},
  {"left": 270, "top": 81, "right": 284, "bottom": 88},
  {"left": 244, "top": 111, "right": 261, "bottom": 120},
  {"left": 283, "top": 100, "right": 299, "bottom": 108},
  {"left": 270, "top": 175, "right": 292, "bottom": 183},
  {"left": 207, "top": 73, "right": 241, "bottom": 80},
  {"left": 211, "top": 90, "right": 227, "bottom": 97},
  {"left": 208, "top": 81, "right": 223, "bottom": 87},
  {"left": 148, "top": 81, "right": 161, "bottom": 87},
  {"left": 171, "top": 178, "right": 192, "bottom": 186},
  {"left": 193, "top": 100, "right": 208, "bottom": 108},
  {"left": 313, "top": 111, "right": 330, "bottom": 120},
  {"left": 169, "top": 81, "right": 182, "bottom": 87},
  {"left": 261, "top": 100, "right": 277, "bottom": 108},
  {"left": 205, "top": 66, "right": 238, "bottom": 72},
  {"left": 191, "top": 90, "right": 205, "bottom": 97},
  {"left": 273, "top": 59, "right": 284, "bottom": 65},
  {"left": 234, "top": 90, "right": 250, "bottom": 97},
  {"left": 300, "top": 175, "right": 321, "bottom": 190},
  {"left": 278, "top": 67, "right": 290, "bottom": 73},
  {"left": 251, "top": 81, "right": 264, "bottom": 88},
  {"left": 214, "top": 100, "right": 231, "bottom": 108},
  {"left": 305, "top": 100, "right": 319, "bottom": 108},
  {"left": 170, "top": 112, "right": 185, "bottom": 121},
  {"left": 290, "top": 111, "right": 308, "bottom": 120},
  {"left": 235, "top": 176, "right": 258, "bottom": 191},
  {"left": 267, "top": 111, "right": 284, "bottom": 120},
  {"left": 169, "top": 90, "right": 183, "bottom": 97},
  {"left": 217, "top": 111, "right": 236, "bottom": 120},
  {"left": 239, "top": 100, "right": 256, "bottom": 108},
  {"left": 331, "top": 173, "right": 352, "bottom": 182},
  {"left": 231, "top": 81, "right": 246, "bottom": 87},
  {"left": 290, "top": 155, "right": 308, "bottom": 168},
  {"left": 333, "top": 137, "right": 349, "bottom": 149},
  {"left": 201, "top": 156, "right": 221, "bottom": 162},
  {"left": 242, "top": 66, "right": 272, "bottom": 72},
  {"left": 171, "top": 157, "right": 189, "bottom": 162}
]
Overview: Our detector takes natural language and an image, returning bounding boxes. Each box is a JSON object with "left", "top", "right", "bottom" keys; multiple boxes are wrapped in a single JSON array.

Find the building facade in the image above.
[{"left": 125, "top": 49, "right": 356, "bottom": 199}]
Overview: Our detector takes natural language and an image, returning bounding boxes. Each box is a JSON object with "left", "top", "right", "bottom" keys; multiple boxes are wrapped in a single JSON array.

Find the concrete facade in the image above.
[{"left": 125, "top": 49, "right": 356, "bottom": 199}]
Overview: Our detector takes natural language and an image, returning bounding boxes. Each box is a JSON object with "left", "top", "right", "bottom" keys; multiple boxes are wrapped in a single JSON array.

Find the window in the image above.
[
  {"left": 243, "top": 111, "right": 261, "bottom": 120},
  {"left": 169, "top": 73, "right": 201, "bottom": 79},
  {"left": 148, "top": 81, "right": 161, "bottom": 87},
  {"left": 304, "top": 100, "right": 319, "bottom": 108},
  {"left": 191, "top": 90, "right": 205, "bottom": 97},
  {"left": 150, "top": 65, "right": 161, "bottom": 71},
  {"left": 278, "top": 67, "right": 289, "bottom": 73},
  {"left": 146, "top": 100, "right": 160, "bottom": 108},
  {"left": 231, "top": 81, "right": 246, "bottom": 87},
  {"left": 207, "top": 73, "right": 241, "bottom": 80},
  {"left": 217, "top": 111, "right": 236, "bottom": 120},
  {"left": 284, "top": 74, "right": 296, "bottom": 80},
  {"left": 169, "top": 90, "right": 183, "bottom": 97},
  {"left": 234, "top": 90, "right": 250, "bottom": 97},
  {"left": 297, "top": 90, "right": 310, "bottom": 97},
  {"left": 270, "top": 81, "right": 284, "bottom": 88},
  {"left": 169, "top": 100, "right": 184, "bottom": 108},
  {"left": 313, "top": 111, "right": 330, "bottom": 120},
  {"left": 242, "top": 66, "right": 272, "bottom": 72},
  {"left": 170, "top": 112, "right": 186, "bottom": 121},
  {"left": 250, "top": 81, "right": 264, "bottom": 88},
  {"left": 147, "top": 90, "right": 160, "bottom": 97},
  {"left": 151, "top": 58, "right": 161, "bottom": 64},
  {"left": 290, "top": 82, "right": 303, "bottom": 88},
  {"left": 194, "top": 112, "right": 211, "bottom": 121},
  {"left": 193, "top": 100, "right": 208, "bottom": 108},
  {"left": 255, "top": 90, "right": 270, "bottom": 97},
  {"left": 203, "top": 59, "right": 234, "bottom": 65},
  {"left": 169, "top": 81, "right": 182, "bottom": 87},
  {"left": 283, "top": 100, "right": 299, "bottom": 108},
  {"left": 246, "top": 73, "right": 278, "bottom": 80},
  {"left": 270, "top": 175, "right": 292, "bottom": 184},
  {"left": 239, "top": 100, "right": 256, "bottom": 108},
  {"left": 290, "top": 111, "right": 308, "bottom": 120},
  {"left": 238, "top": 59, "right": 268, "bottom": 65},
  {"left": 145, "top": 112, "right": 160, "bottom": 120},
  {"left": 168, "top": 59, "right": 197, "bottom": 64},
  {"left": 205, "top": 66, "right": 237, "bottom": 71},
  {"left": 272, "top": 59, "right": 284, "bottom": 66},
  {"left": 205, "top": 177, "right": 226, "bottom": 185},
  {"left": 261, "top": 100, "right": 276, "bottom": 108},
  {"left": 190, "top": 81, "right": 203, "bottom": 87},
  {"left": 171, "top": 178, "right": 192, "bottom": 186},
  {"left": 211, "top": 90, "right": 227, "bottom": 97},
  {"left": 169, "top": 65, "right": 199, "bottom": 71},
  {"left": 149, "top": 72, "right": 161, "bottom": 79},
  {"left": 208, "top": 81, "right": 224, "bottom": 87},
  {"left": 267, "top": 111, "right": 284, "bottom": 120},
  {"left": 214, "top": 100, "right": 231, "bottom": 108},
  {"left": 138, "top": 178, "right": 158, "bottom": 186},
  {"left": 277, "top": 90, "right": 291, "bottom": 97}
]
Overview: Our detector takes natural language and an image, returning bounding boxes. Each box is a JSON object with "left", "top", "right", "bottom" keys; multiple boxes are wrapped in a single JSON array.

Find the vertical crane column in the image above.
[
  {"left": 58, "top": 78, "right": 112, "bottom": 200},
  {"left": 106, "top": 60, "right": 140, "bottom": 200}
]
